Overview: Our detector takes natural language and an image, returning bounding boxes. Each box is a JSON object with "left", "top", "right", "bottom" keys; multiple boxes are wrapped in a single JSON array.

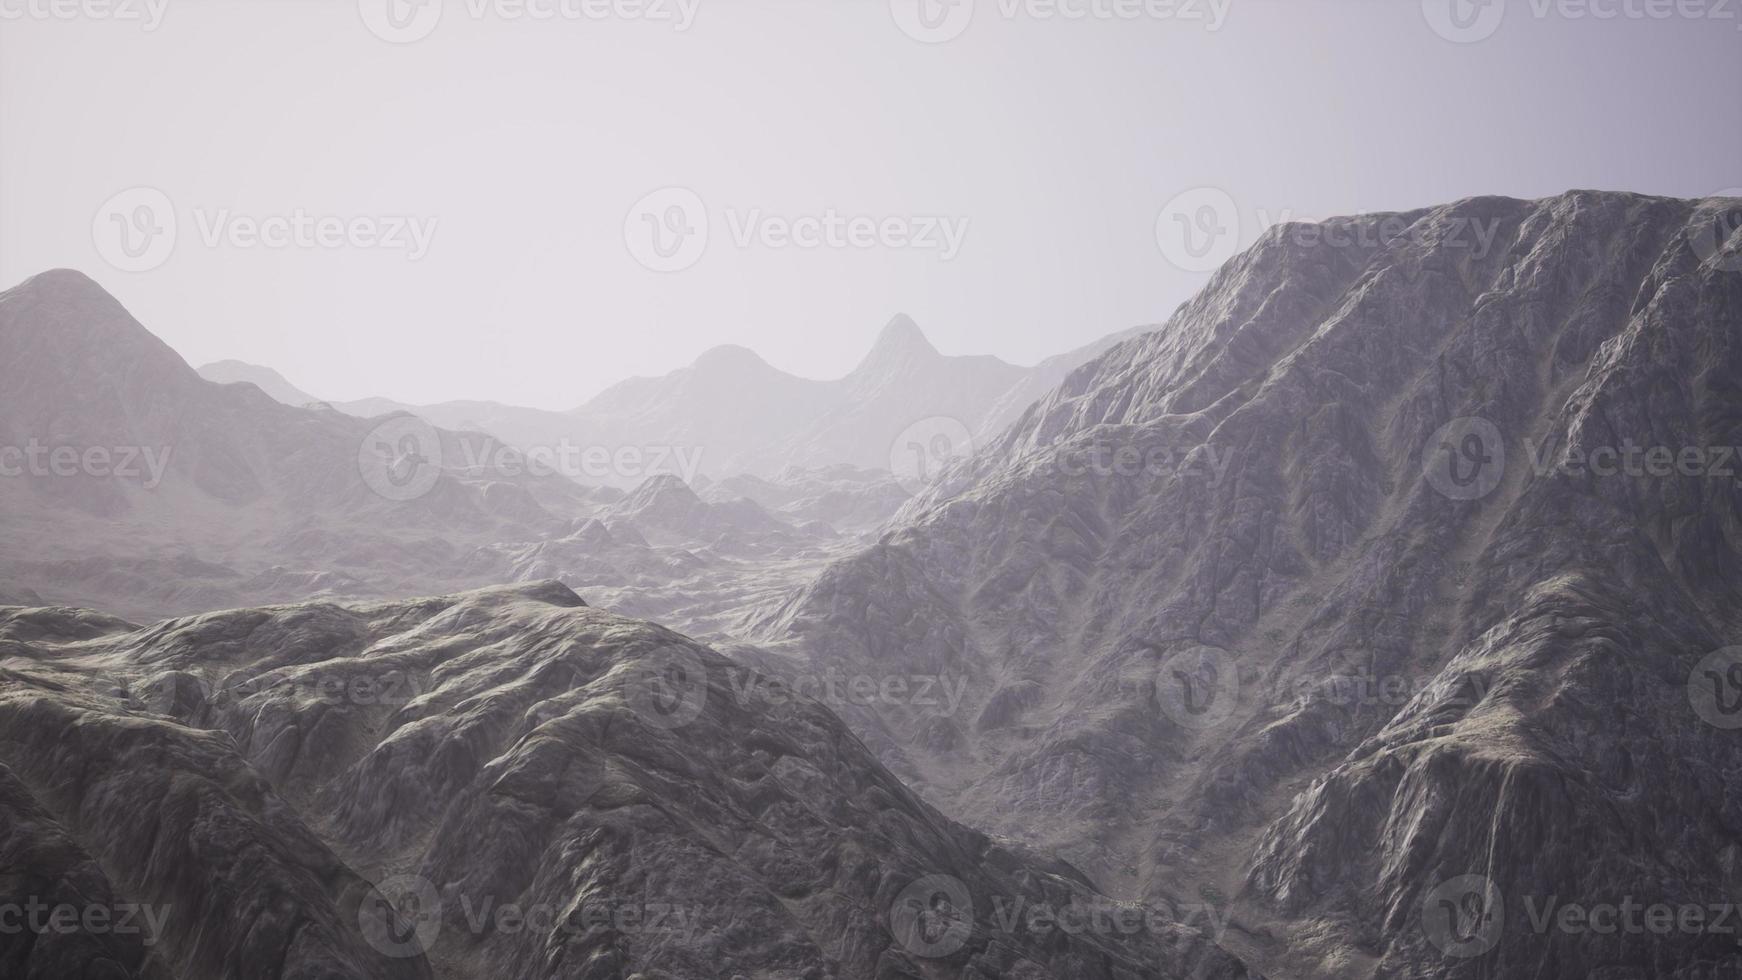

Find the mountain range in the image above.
[
  {"left": 4, "top": 189, "right": 1741, "bottom": 979},
  {"left": 200, "top": 315, "right": 1145, "bottom": 486}
]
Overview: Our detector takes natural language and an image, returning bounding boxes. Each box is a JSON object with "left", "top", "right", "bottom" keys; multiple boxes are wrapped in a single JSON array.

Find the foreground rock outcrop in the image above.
[{"left": 0, "top": 583, "right": 1253, "bottom": 979}]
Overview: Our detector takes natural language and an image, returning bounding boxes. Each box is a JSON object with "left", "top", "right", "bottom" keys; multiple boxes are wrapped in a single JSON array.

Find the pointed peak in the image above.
[
  {"left": 693, "top": 344, "right": 772, "bottom": 371},
  {"left": 874, "top": 314, "right": 935, "bottom": 354},
  {"left": 0, "top": 268, "right": 197, "bottom": 389},
  {"left": 626, "top": 473, "right": 700, "bottom": 503},
  {"left": 854, "top": 315, "right": 939, "bottom": 375},
  {"left": 2, "top": 268, "right": 121, "bottom": 309}
]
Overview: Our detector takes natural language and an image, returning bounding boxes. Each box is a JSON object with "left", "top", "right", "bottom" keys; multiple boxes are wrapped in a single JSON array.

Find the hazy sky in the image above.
[{"left": 3, "top": 0, "right": 1737, "bottom": 408}]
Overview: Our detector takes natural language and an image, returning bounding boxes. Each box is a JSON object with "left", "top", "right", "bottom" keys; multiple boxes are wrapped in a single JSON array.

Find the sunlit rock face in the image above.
[{"left": 762, "top": 192, "right": 1742, "bottom": 978}]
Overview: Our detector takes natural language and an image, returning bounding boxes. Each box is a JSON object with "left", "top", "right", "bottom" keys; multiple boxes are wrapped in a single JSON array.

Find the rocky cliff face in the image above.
[
  {"left": 0, "top": 582, "right": 1252, "bottom": 979},
  {"left": 759, "top": 191, "right": 1742, "bottom": 978}
]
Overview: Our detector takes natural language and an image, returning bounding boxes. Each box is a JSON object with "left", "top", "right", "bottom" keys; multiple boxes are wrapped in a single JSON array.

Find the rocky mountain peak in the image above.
[
  {"left": 691, "top": 343, "right": 775, "bottom": 373},
  {"left": 852, "top": 313, "right": 940, "bottom": 375},
  {"left": 0, "top": 268, "right": 197, "bottom": 395}
]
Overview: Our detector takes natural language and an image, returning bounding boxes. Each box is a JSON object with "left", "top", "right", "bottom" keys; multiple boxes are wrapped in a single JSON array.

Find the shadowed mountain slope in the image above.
[{"left": 0, "top": 270, "right": 598, "bottom": 619}]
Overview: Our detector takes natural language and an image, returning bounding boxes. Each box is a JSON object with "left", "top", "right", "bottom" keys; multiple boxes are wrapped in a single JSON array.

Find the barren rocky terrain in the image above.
[
  {"left": 755, "top": 191, "right": 1742, "bottom": 978},
  {"left": 5, "top": 190, "right": 1740, "bottom": 979},
  {"left": 0, "top": 582, "right": 1251, "bottom": 979}
]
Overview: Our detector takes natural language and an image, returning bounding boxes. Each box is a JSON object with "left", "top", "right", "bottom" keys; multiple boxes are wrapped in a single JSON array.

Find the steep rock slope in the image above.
[
  {"left": 759, "top": 191, "right": 1742, "bottom": 978},
  {"left": 0, "top": 583, "right": 1255, "bottom": 980}
]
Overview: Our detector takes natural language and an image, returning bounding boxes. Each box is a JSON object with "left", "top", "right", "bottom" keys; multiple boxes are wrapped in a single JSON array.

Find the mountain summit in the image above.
[{"left": 852, "top": 313, "right": 942, "bottom": 373}]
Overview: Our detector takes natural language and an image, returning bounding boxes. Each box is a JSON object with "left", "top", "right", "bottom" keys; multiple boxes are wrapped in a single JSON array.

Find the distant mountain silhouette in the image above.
[
  {"left": 198, "top": 359, "right": 323, "bottom": 407},
  {"left": 218, "top": 314, "right": 1142, "bottom": 486}
]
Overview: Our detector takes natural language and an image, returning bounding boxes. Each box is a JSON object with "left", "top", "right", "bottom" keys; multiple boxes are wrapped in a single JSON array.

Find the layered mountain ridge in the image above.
[
  {"left": 9, "top": 189, "right": 1741, "bottom": 979},
  {"left": 205, "top": 313, "right": 1143, "bottom": 485},
  {"left": 0, "top": 581, "right": 1253, "bottom": 979}
]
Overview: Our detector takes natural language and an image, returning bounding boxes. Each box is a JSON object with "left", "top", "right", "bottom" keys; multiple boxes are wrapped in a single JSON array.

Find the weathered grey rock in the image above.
[
  {"left": 0, "top": 583, "right": 1254, "bottom": 979},
  {"left": 760, "top": 192, "right": 1742, "bottom": 978},
  {"left": 706, "top": 465, "right": 914, "bottom": 533}
]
